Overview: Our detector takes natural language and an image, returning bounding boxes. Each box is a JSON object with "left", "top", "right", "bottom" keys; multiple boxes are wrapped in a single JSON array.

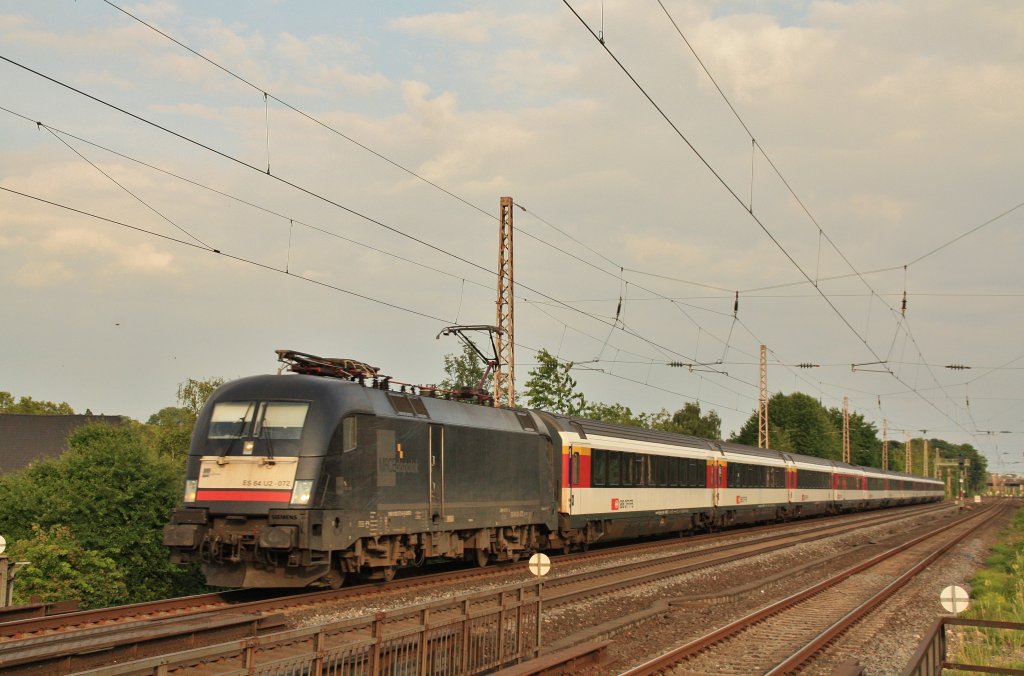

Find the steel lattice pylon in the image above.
[
  {"left": 882, "top": 418, "right": 889, "bottom": 470},
  {"left": 842, "top": 396, "right": 850, "bottom": 464},
  {"left": 494, "top": 196, "right": 515, "bottom": 407},
  {"left": 758, "top": 345, "right": 768, "bottom": 448}
]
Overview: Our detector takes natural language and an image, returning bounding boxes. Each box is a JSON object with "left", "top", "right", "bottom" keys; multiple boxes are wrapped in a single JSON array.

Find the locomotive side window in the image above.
[
  {"left": 342, "top": 416, "right": 357, "bottom": 451},
  {"left": 254, "top": 402, "right": 310, "bottom": 440},
  {"left": 208, "top": 401, "right": 256, "bottom": 438}
]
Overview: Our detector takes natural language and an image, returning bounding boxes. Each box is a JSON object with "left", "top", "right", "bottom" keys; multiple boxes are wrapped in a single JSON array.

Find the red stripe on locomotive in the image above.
[{"left": 196, "top": 489, "right": 291, "bottom": 502}]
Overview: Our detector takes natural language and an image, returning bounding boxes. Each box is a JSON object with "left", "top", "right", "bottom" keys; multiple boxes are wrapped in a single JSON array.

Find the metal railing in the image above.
[
  {"left": 903, "top": 616, "right": 1024, "bottom": 675},
  {"left": 77, "top": 581, "right": 542, "bottom": 675}
]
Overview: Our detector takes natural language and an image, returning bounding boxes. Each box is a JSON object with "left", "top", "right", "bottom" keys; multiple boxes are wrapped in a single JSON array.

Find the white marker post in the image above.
[
  {"left": 0, "top": 535, "right": 9, "bottom": 607},
  {"left": 940, "top": 585, "right": 970, "bottom": 614},
  {"left": 528, "top": 553, "right": 551, "bottom": 657}
]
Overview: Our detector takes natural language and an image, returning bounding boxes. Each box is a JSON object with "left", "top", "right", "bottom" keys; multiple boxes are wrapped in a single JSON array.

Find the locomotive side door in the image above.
[{"left": 428, "top": 424, "right": 444, "bottom": 523}]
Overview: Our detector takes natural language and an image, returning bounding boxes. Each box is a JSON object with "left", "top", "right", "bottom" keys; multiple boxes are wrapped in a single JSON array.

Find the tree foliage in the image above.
[
  {"left": 0, "top": 422, "right": 205, "bottom": 606},
  {"left": 585, "top": 402, "right": 648, "bottom": 427},
  {"left": 438, "top": 344, "right": 486, "bottom": 393},
  {"left": 176, "top": 377, "right": 225, "bottom": 417},
  {"left": 650, "top": 402, "right": 723, "bottom": 439},
  {"left": 827, "top": 408, "right": 881, "bottom": 466},
  {"left": 732, "top": 392, "right": 841, "bottom": 459},
  {"left": 0, "top": 391, "right": 74, "bottom": 415},
  {"left": 6, "top": 525, "right": 127, "bottom": 609},
  {"left": 523, "top": 349, "right": 587, "bottom": 415}
]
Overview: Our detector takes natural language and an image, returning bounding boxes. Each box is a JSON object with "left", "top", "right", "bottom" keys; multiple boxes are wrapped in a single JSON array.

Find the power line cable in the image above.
[
  {"left": 0, "top": 185, "right": 452, "bottom": 323},
  {"left": 92, "top": 0, "right": 764, "bottom": 366},
  {"left": 2, "top": 53, "right": 706, "bottom": 370},
  {"left": 0, "top": 104, "right": 494, "bottom": 292},
  {"left": 562, "top": 1, "right": 974, "bottom": 438}
]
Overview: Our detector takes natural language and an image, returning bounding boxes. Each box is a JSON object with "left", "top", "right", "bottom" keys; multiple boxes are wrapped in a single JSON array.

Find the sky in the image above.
[{"left": 1, "top": 1, "right": 1022, "bottom": 472}]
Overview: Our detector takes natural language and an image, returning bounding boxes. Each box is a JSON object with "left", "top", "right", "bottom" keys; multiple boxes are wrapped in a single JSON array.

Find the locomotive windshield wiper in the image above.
[
  {"left": 218, "top": 402, "right": 255, "bottom": 463},
  {"left": 262, "top": 420, "right": 276, "bottom": 465}
]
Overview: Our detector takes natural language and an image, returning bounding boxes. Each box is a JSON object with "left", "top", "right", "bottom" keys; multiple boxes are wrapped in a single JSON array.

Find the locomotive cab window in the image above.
[
  {"left": 207, "top": 401, "right": 309, "bottom": 440},
  {"left": 208, "top": 401, "right": 256, "bottom": 438},
  {"left": 254, "top": 402, "right": 309, "bottom": 440}
]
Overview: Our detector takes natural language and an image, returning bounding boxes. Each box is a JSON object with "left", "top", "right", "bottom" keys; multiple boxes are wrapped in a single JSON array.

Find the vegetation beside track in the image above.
[{"left": 952, "top": 502, "right": 1024, "bottom": 670}]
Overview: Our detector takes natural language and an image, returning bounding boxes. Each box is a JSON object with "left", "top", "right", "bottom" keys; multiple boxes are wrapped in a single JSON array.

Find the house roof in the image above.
[{"left": 0, "top": 414, "right": 124, "bottom": 474}]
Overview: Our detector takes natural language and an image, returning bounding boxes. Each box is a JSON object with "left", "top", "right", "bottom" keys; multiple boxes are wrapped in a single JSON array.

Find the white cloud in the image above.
[
  {"left": 388, "top": 10, "right": 495, "bottom": 45},
  {"left": 11, "top": 260, "right": 73, "bottom": 287}
]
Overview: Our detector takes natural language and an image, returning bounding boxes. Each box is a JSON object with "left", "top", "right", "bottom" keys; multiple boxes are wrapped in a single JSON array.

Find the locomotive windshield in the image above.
[{"left": 207, "top": 401, "right": 309, "bottom": 440}]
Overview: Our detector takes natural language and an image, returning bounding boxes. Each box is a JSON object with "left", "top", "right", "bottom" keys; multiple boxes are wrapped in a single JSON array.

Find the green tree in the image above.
[
  {"left": 7, "top": 525, "right": 127, "bottom": 609},
  {"left": 586, "top": 402, "right": 649, "bottom": 427},
  {"left": 523, "top": 349, "right": 587, "bottom": 415},
  {"left": 651, "top": 402, "right": 723, "bottom": 439},
  {"left": 146, "top": 406, "right": 195, "bottom": 461},
  {"left": 0, "top": 391, "right": 74, "bottom": 415},
  {"left": 438, "top": 344, "right": 486, "bottom": 393},
  {"left": 731, "top": 392, "right": 841, "bottom": 459},
  {"left": 0, "top": 422, "right": 205, "bottom": 606},
  {"left": 176, "top": 377, "right": 225, "bottom": 417},
  {"left": 827, "top": 409, "right": 881, "bottom": 467}
]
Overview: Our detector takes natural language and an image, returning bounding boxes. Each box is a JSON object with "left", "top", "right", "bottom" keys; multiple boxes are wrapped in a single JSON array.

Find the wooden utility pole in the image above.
[
  {"left": 906, "top": 433, "right": 912, "bottom": 474},
  {"left": 842, "top": 397, "right": 851, "bottom": 464},
  {"left": 494, "top": 196, "right": 515, "bottom": 407},
  {"left": 758, "top": 345, "right": 768, "bottom": 448},
  {"left": 882, "top": 418, "right": 889, "bottom": 470}
]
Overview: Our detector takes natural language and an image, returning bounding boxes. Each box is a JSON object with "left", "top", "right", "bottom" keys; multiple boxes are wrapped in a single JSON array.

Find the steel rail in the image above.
[
  {"left": 765, "top": 504, "right": 1010, "bottom": 675},
  {"left": 621, "top": 504, "right": 998, "bottom": 675},
  {"left": 0, "top": 503, "right": 943, "bottom": 642}
]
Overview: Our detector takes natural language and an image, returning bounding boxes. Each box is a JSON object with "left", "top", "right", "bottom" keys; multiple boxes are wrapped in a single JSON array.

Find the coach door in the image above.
[
  {"left": 429, "top": 424, "right": 444, "bottom": 523},
  {"left": 567, "top": 443, "right": 587, "bottom": 515}
]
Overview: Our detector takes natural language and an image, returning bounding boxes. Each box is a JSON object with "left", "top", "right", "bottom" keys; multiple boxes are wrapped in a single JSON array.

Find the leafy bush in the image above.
[
  {"left": 7, "top": 525, "right": 127, "bottom": 609},
  {"left": 0, "top": 422, "right": 205, "bottom": 607}
]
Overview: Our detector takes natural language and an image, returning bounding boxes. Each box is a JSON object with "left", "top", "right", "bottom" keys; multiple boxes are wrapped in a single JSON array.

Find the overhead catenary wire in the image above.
[
  {"left": 8, "top": 7, "right": 1010, "bottom": 446},
  {"left": 101, "top": 0, "right": 970, "bottom": 432},
  {"left": 561, "top": 1, "right": 974, "bottom": 438},
  {"left": 90, "top": 0, "right": 768, "bottom": 371},
  {"left": 0, "top": 185, "right": 453, "bottom": 324},
  {"left": 1, "top": 55, "right": 718, "bottom": 374}
]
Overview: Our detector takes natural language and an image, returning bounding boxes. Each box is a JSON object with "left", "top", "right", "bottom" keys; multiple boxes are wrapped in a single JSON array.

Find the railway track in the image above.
[
  {"left": 0, "top": 503, "right": 949, "bottom": 674},
  {"left": 0, "top": 503, "right": 944, "bottom": 643},
  {"left": 621, "top": 503, "right": 1007, "bottom": 675}
]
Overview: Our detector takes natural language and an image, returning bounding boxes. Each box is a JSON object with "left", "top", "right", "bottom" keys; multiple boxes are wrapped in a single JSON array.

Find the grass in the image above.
[{"left": 949, "top": 503, "right": 1024, "bottom": 672}]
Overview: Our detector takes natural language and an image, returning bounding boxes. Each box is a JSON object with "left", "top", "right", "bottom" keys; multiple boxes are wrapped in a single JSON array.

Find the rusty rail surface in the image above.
[
  {"left": 903, "top": 616, "right": 1024, "bottom": 676},
  {"left": 622, "top": 504, "right": 1000, "bottom": 675}
]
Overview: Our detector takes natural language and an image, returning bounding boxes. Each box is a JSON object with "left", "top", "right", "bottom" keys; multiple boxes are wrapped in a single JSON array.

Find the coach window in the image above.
[
  {"left": 607, "top": 451, "right": 621, "bottom": 486},
  {"left": 571, "top": 452, "right": 581, "bottom": 485},
  {"left": 592, "top": 449, "right": 607, "bottom": 486}
]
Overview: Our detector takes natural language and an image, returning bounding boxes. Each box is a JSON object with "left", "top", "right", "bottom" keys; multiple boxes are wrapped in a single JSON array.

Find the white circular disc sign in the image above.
[
  {"left": 528, "top": 553, "right": 551, "bottom": 577},
  {"left": 940, "top": 585, "right": 970, "bottom": 614},
  {"left": 0, "top": 535, "right": 6, "bottom": 555}
]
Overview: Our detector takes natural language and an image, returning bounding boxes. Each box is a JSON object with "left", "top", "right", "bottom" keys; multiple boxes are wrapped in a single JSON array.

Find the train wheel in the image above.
[
  {"left": 381, "top": 566, "right": 396, "bottom": 582},
  {"left": 474, "top": 548, "right": 489, "bottom": 568},
  {"left": 317, "top": 569, "right": 345, "bottom": 589}
]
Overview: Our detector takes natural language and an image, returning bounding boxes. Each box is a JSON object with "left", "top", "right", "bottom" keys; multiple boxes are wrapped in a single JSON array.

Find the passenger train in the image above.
[{"left": 163, "top": 352, "right": 945, "bottom": 588}]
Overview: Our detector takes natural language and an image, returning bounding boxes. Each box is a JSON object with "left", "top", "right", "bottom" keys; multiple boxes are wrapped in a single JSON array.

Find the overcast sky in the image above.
[{"left": 1, "top": 1, "right": 1021, "bottom": 471}]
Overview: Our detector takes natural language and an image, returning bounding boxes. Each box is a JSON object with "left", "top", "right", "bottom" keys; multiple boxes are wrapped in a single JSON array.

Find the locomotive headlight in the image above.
[
  {"left": 183, "top": 479, "right": 198, "bottom": 503},
  {"left": 290, "top": 480, "right": 314, "bottom": 505}
]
